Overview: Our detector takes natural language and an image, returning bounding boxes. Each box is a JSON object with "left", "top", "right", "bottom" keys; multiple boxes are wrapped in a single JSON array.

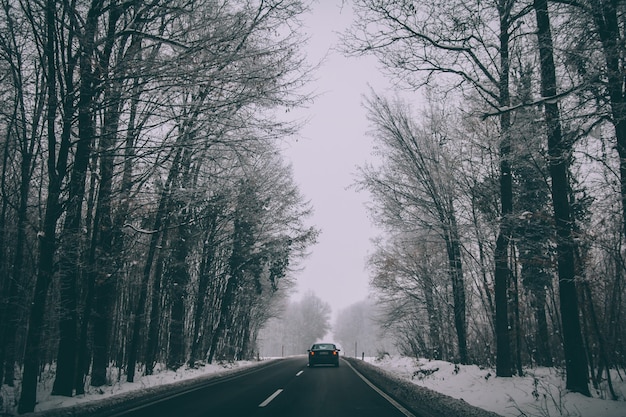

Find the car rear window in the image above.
[{"left": 313, "top": 344, "right": 335, "bottom": 350}]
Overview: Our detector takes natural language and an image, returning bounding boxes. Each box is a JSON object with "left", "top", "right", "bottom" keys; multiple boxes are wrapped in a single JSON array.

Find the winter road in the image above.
[{"left": 110, "top": 356, "right": 415, "bottom": 417}]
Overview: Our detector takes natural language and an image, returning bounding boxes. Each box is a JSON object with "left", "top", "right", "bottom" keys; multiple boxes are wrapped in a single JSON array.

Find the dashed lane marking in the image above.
[{"left": 258, "top": 389, "right": 283, "bottom": 407}]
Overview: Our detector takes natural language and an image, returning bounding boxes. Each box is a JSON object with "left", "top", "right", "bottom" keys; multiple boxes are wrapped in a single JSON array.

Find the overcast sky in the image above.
[{"left": 282, "top": 1, "right": 397, "bottom": 317}]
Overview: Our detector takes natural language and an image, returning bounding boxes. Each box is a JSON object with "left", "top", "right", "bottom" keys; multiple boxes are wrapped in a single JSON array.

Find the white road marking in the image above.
[
  {"left": 344, "top": 360, "right": 416, "bottom": 417},
  {"left": 258, "top": 389, "right": 283, "bottom": 407},
  {"left": 296, "top": 370, "right": 304, "bottom": 376}
]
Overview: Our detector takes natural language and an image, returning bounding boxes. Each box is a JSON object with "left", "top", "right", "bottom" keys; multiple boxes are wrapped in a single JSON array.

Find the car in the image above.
[{"left": 307, "top": 343, "right": 340, "bottom": 367}]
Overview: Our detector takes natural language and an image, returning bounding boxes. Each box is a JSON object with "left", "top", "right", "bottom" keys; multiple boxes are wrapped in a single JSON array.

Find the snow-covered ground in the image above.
[
  {"left": 1, "top": 356, "right": 624, "bottom": 416},
  {"left": 364, "top": 355, "right": 626, "bottom": 417}
]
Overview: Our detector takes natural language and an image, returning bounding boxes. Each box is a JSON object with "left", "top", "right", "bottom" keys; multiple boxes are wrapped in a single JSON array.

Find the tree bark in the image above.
[
  {"left": 533, "top": 0, "right": 590, "bottom": 396},
  {"left": 443, "top": 215, "right": 468, "bottom": 363},
  {"left": 166, "top": 144, "right": 194, "bottom": 370},
  {"left": 92, "top": 68, "right": 140, "bottom": 386},
  {"left": 126, "top": 143, "right": 184, "bottom": 382},
  {"left": 0, "top": 133, "right": 9, "bottom": 387},
  {"left": 144, "top": 229, "right": 168, "bottom": 375},
  {"left": 52, "top": 1, "right": 101, "bottom": 395},
  {"left": 420, "top": 265, "right": 442, "bottom": 360},
  {"left": 493, "top": 0, "right": 514, "bottom": 378},
  {"left": 167, "top": 222, "right": 190, "bottom": 370},
  {"left": 188, "top": 210, "right": 220, "bottom": 366},
  {"left": 18, "top": 1, "right": 65, "bottom": 411},
  {"left": 531, "top": 284, "right": 553, "bottom": 366}
]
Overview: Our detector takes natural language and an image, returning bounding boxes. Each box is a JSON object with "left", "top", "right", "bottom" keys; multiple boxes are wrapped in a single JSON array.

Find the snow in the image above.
[
  {"left": 2, "top": 356, "right": 625, "bottom": 416},
  {"left": 364, "top": 356, "right": 626, "bottom": 417}
]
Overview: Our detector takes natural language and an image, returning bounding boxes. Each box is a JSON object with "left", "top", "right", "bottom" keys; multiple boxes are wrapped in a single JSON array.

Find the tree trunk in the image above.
[
  {"left": 533, "top": 0, "right": 590, "bottom": 396},
  {"left": 0, "top": 125, "right": 9, "bottom": 386},
  {"left": 512, "top": 258, "right": 523, "bottom": 376},
  {"left": 52, "top": 0, "right": 103, "bottom": 395},
  {"left": 18, "top": 1, "right": 65, "bottom": 411},
  {"left": 0, "top": 138, "right": 9, "bottom": 387},
  {"left": 92, "top": 71, "right": 140, "bottom": 386},
  {"left": 126, "top": 144, "right": 184, "bottom": 382},
  {"left": 167, "top": 222, "right": 190, "bottom": 370},
  {"left": 0, "top": 37, "right": 40, "bottom": 385},
  {"left": 494, "top": 0, "right": 514, "bottom": 378},
  {"left": 422, "top": 273, "right": 442, "bottom": 360},
  {"left": 2, "top": 145, "right": 32, "bottom": 388},
  {"left": 208, "top": 271, "right": 236, "bottom": 364},
  {"left": 144, "top": 229, "right": 168, "bottom": 375},
  {"left": 582, "top": 282, "right": 618, "bottom": 399},
  {"left": 189, "top": 222, "right": 218, "bottom": 366},
  {"left": 444, "top": 216, "right": 467, "bottom": 363},
  {"left": 531, "top": 285, "right": 553, "bottom": 366}
]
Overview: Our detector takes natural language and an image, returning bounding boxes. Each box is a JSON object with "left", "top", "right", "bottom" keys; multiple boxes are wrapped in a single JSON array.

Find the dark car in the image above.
[{"left": 308, "top": 343, "right": 340, "bottom": 367}]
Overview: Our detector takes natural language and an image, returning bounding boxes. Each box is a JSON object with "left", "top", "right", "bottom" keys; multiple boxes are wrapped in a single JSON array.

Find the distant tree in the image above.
[
  {"left": 289, "top": 291, "right": 332, "bottom": 353},
  {"left": 334, "top": 299, "right": 394, "bottom": 358},
  {"left": 368, "top": 235, "right": 453, "bottom": 361},
  {"left": 258, "top": 292, "right": 331, "bottom": 356}
]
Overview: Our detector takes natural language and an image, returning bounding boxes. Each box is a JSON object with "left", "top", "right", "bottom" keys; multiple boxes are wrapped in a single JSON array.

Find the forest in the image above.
[
  {"left": 345, "top": 0, "right": 626, "bottom": 402},
  {"left": 0, "top": 0, "right": 318, "bottom": 413},
  {"left": 1, "top": 0, "right": 626, "bottom": 414}
]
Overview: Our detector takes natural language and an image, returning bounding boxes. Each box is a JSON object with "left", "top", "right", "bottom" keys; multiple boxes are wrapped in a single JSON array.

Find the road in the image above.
[{"left": 112, "top": 356, "right": 416, "bottom": 417}]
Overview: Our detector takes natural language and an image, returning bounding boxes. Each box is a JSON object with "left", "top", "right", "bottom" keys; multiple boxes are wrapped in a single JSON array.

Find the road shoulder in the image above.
[{"left": 344, "top": 357, "right": 503, "bottom": 417}]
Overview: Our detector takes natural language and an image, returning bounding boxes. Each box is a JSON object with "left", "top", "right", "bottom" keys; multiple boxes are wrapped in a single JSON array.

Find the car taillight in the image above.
[
  {"left": 333, "top": 350, "right": 337, "bottom": 355},
  {"left": 310, "top": 351, "right": 314, "bottom": 356}
]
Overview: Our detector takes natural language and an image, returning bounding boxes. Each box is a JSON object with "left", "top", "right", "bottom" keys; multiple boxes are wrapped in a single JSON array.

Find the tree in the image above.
[
  {"left": 533, "top": 0, "right": 590, "bottom": 396},
  {"left": 550, "top": 0, "right": 626, "bottom": 239},
  {"left": 510, "top": 64, "right": 554, "bottom": 367},
  {"left": 0, "top": 0, "right": 43, "bottom": 387},
  {"left": 367, "top": 238, "right": 451, "bottom": 360},
  {"left": 359, "top": 92, "right": 468, "bottom": 363},
  {"left": 288, "top": 292, "right": 332, "bottom": 353},
  {"left": 345, "top": 0, "right": 535, "bottom": 373},
  {"left": 334, "top": 299, "right": 391, "bottom": 358},
  {"left": 52, "top": 0, "right": 113, "bottom": 396},
  {"left": 6, "top": 0, "right": 315, "bottom": 410},
  {"left": 258, "top": 292, "right": 331, "bottom": 357}
]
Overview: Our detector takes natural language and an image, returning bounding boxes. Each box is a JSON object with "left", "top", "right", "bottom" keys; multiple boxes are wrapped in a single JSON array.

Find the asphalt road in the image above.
[{"left": 113, "top": 356, "right": 415, "bottom": 417}]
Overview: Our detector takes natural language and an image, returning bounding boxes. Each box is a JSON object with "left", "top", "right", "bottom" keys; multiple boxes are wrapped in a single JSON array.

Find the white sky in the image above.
[{"left": 282, "top": 1, "right": 396, "bottom": 315}]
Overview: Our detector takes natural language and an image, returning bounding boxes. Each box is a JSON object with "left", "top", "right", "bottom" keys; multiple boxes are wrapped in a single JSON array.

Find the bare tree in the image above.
[
  {"left": 0, "top": 0, "right": 315, "bottom": 411},
  {"left": 18, "top": 0, "right": 70, "bottom": 411},
  {"left": 368, "top": 237, "right": 451, "bottom": 360},
  {"left": 334, "top": 299, "right": 393, "bottom": 358},
  {"left": 345, "top": 0, "right": 535, "bottom": 373},
  {"left": 359, "top": 92, "right": 468, "bottom": 362},
  {"left": 533, "top": 0, "right": 590, "bottom": 396},
  {"left": 0, "top": 0, "right": 45, "bottom": 387}
]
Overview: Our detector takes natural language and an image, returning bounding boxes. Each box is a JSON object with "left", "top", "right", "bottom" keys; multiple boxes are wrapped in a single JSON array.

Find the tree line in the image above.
[
  {"left": 346, "top": 0, "right": 625, "bottom": 399},
  {"left": 258, "top": 290, "right": 331, "bottom": 357},
  {"left": 0, "top": 0, "right": 317, "bottom": 413}
]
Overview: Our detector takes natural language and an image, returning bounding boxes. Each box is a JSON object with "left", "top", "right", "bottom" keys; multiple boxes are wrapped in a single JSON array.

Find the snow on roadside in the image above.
[
  {"left": 1, "top": 360, "right": 261, "bottom": 415},
  {"left": 2, "top": 356, "right": 625, "bottom": 416},
  {"left": 365, "top": 355, "right": 626, "bottom": 417}
]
